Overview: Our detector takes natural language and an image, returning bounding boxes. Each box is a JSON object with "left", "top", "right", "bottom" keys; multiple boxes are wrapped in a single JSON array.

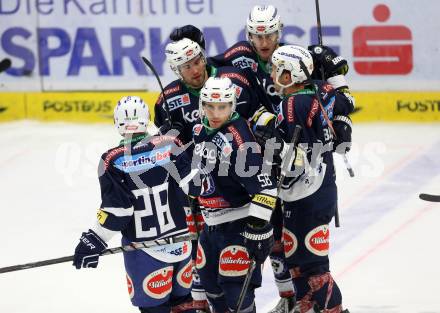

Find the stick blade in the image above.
[{"left": 419, "top": 193, "right": 440, "bottom": 202}]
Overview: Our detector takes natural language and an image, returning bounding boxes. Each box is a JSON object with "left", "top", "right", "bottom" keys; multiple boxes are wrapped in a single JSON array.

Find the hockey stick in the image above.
[
  {"left": 0, "top": 58, "right": 12, "bottom": 73},
  {"left": 141, "top": 56, "right": 172, "bottom": 127},
  {"left": 236, "top": 258, "right": 256, "bottom": 313},
  {"left": 300, "top": 59, "right": 341, "bottom": 227},
  {"left": 0, "top": 233, "right": 197, "bottom": 274},
  {"left": 313, "top": 0, "right": 354, "bottom": 179},
  {"left": 419, "top": 193, "right": 440, "bottom": 202}
]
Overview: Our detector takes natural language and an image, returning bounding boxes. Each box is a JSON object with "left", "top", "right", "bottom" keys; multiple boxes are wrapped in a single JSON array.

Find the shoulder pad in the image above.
[
  {"left": 218, "top": 68, "right": 250, "bottom": 86},
  {"left": 155, "top": 81, "right": 182, "bottom": 105},
  {"left": 102, "top": 146, "right": 127, "bottom": 171},
  {"left": 224, "top": 41, "right": 253, "bottom": 59}
]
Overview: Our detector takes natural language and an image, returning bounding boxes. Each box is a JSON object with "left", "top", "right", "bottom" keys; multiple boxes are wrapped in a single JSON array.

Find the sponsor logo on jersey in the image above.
[
  {"left": 233, "top": 84, "right": 243, "bottom": 99},
  {"left": 305, "top": 225, "right": 329, "bottom": 256},
  {"left": 194, "top": 141, "right": 218, "bottom": 163},
  {"left": 307, "top": 98, "right": 319, "bottom": 127},
  {"left": 224, "top": 45, "right": 253, "bottom": 59},
  {"left": 193, "top": 124, "right": 203, "bottom": 136},
  {"left": 126, "top": 273, "right": 134, "bottom": 299},
  {"left": 142, "top": 266, "right": 173, "bottom": 299},
  {"left": 232, "top": 56, "right": 258, "bottom": 72},
  {"left": 287, "top": 97, "right": 295, "bottom": 123},
  {"left": 212, "top": 132, "right": 233, "bottom": 157},
  {"left": 114, "top": 146, "right": 171, "bottom": 172},
  {"left": 227, "top": 125, "right": 244, "bottom": 151},
  {"left": 219, "top": 245, "right": 251, "bottom": 276},
  {"left": 283, "top": 228, "right": 298, "bottom": 258},
  {"left": 167, "top": 93, "right": 191, "bottom": 111},
  {"left": 168, "top": 241, "right": 189, "bottom": 256},
  {"left": 183, "top": 109, "right": 200, "bottom": 123},
  {"left": 196, "top": 244, "right": 206, "bottom": 269},
  {"left": 198, "top": 196, "right": 230, "bottom": 208},
  {"left": 97, "top": 209, "right": 108, "bottom": 225},
  {"left": 177, "top": 260, "right": 193, "bottom": 289},
  {"left": 104, "top": 146, "right": 127, "bottom": 170},
  {"left": 220, "top": 72, "right": 250, "bottom": 86},
  {"left": 252, "top": 194, "right": 277, "bottom": 209}
]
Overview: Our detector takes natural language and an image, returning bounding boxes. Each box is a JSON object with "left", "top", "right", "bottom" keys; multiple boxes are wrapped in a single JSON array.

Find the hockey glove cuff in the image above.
[
  {"left": 242, "top": 217, "right": 274, "bottom": 264},
  {"left": 333, "top": 115, "right": 352, "bottom": 154}
]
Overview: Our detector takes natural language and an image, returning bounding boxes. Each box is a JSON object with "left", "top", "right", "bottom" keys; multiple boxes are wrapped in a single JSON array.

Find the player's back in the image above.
[{"left": 100, "top": 134, "right": 191, "bottom": 242}]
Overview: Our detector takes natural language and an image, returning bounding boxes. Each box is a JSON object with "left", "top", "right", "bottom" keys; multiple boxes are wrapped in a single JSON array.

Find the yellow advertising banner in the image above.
[
  {"left": 0, "top": 93, "right": 26, "bottom": 122},
  {"left": 1, "top": 91, "right": 439, "bottom": 123},
  {"left": 351, "top": 92, "right": 440, "bottom": 122}
]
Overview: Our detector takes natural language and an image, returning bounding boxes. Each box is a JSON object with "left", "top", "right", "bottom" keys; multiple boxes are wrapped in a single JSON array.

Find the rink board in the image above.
[{"left": 0, "top": 91, "right": 439, "bottom": 123}]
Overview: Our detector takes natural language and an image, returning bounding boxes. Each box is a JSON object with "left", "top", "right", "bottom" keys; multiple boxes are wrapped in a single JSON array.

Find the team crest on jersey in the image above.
[
  {"left": 167, "top": 93, "right": 191, "bottom": 111},
  {"left": 196, "top": 244, "right": 206, "bottom": 269},
  {"left": 177, "top": 260, "right": 193, "bottom": 289},
  {"left": 305, "top": 225, "right": 330, "bottom": 256},
  {"left": 201, "top": 174, "right": 215, "bottom": 196},
  {"left": 232, "top": 56, "right": 258, "bottom": 72},
  {"left": 283, "top": 228, "right": 298, "bottom": 258},
  {"left": 114, "top": 146, "right": 171, "bottom": 172},
  {"left": 142, "top": 266, "right": 173, "bottom": 299},
  {"left": 219, "top": 245, "right": 251, "bottom": 277},
  {"left": 126, "top": 273, "right": 134, "bottom": 299}
]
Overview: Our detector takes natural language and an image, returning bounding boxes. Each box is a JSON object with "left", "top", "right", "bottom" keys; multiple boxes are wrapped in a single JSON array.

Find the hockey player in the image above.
[
  {"left": 155, "top": 38, "right": 262, "bottom": 145},
  {"left": 193, "top": 77, "right": 277, "bottom": 313},
  {"left": 261, "top": 45, "right": 352, "bottom": 313},
  {"left": 156, "top": 37, "right": 266, "bottom": 310},
  {"left": 169, "top": 8, "right": 353, "bottom": 312},
  {"left": 72, "top": 96, "right": 206, "bottom": 313}
]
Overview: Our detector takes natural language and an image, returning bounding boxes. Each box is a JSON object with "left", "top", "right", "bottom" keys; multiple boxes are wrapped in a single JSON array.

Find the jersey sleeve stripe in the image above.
[{"left": 102, "top": 206, "right": 134, "bottom": 217}]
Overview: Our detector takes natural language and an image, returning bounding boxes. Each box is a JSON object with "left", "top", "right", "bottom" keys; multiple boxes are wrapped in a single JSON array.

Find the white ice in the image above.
[{"left": 0, "top": 121, "right": 439, "bottom": 313}]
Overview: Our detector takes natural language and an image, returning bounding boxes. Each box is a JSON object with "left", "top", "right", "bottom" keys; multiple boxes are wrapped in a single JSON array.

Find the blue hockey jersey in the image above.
[
  {"left": 96, "top": 133, "right": 201, "bottom": 243},
  {"left": 154, "top": 65, "right": 262, "bottom": 144},
  {"left": 192, "top": 114, "right": 277, "bottom": 225}
]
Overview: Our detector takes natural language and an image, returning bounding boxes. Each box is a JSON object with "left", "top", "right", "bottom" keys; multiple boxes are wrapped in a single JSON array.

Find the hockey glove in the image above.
[
  {"left": 332, "top": 115, "right": 352, "bottom": 154},
  {"left": 170, "top": 25, "right": 206, "bottom": 50},
  {"left": 242, "top": 217, "right": 274, "bottom": 264},
  {"left": 252, "top": 108, "right": 285, "bottom": 165},
  {"left": 73, "top": 229, "right": 107, "bottom": 269},
  {"left": 308, "top": 45, "right": 349, "bottom": 79}
]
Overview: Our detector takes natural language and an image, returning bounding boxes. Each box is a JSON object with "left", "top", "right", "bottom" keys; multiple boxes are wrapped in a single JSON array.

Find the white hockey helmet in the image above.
[
  {"left": 114, "top": 96, "right": 150, "bottom": 136},
  {"left": 199, "top": 77, "right": 237, "bottom": 117},
  {"left": 271, "top": 45, "right": 314, "bottom": 88},
  {"left": 165, "top": 38, "right": 205, "bottom": 80},
  {"left": 246, "top": 5, "right": 283, "bottom": 41}
]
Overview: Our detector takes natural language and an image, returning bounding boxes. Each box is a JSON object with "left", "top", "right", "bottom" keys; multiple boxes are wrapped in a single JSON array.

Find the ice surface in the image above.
[{"left": 1, "top": 121, "right": 439, "bottom": 313}]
